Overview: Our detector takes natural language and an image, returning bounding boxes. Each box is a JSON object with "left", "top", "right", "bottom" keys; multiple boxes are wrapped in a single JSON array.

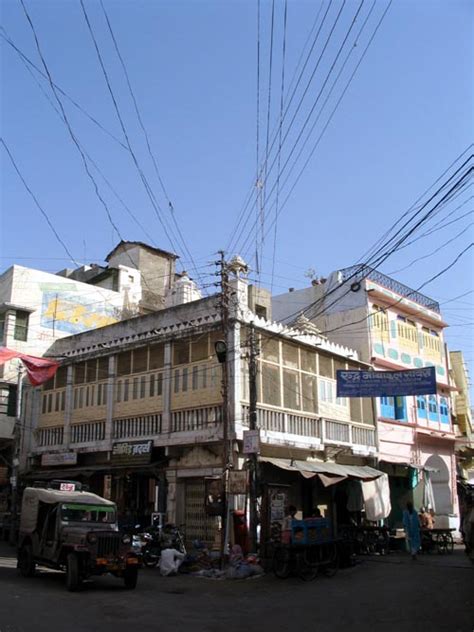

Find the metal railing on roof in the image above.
[{"left": 339, "top": 266, "right": 440, "bottom": 313}]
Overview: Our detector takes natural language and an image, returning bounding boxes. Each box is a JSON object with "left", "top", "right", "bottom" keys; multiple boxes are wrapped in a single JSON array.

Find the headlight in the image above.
[
  {"left": 122, "top": 534, "right": 131, "bottom": 545},
  {"left": 87, "top": 533, "right": 97, "bottom": 544}
]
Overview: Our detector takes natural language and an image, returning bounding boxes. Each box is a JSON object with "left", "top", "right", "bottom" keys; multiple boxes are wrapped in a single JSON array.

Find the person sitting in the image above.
[{"left": 159, "top": 547, "right": 185, "bottom": 576}]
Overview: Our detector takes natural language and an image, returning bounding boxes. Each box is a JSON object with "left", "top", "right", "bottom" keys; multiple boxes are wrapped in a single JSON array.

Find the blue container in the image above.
[{"left": 291, "top": 518, "right": 332, "bottom": 545}]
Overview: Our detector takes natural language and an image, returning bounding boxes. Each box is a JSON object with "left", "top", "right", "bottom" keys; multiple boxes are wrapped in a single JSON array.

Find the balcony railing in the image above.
[
  {"left": 340, "top": 265, "right": 440, "bottom": 313},
  {"left": 37, "top": 426, "right": 64, "bottom": 447},
  {"left": 171, "top": 406, "right": 222, "bottom": 433},
  {"left": 113, "top": 414, "right": 162, "bottom": 440},
  {"left": 241, "top": 405, "right": 375, "bottom": 448},
  {"left": 70, "top": 421, "right": 106, "bottom": 444}
]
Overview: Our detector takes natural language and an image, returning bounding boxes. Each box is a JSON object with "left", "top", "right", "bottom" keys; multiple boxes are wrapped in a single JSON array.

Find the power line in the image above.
[
  {"left": 0, "top": 27, "right": 127, "bottom": 151},
  {"left": 97, "top": 0, "right": 202, "bottom": 286},
  {"left": 1, "top": 138, "right": 79, "bottom": 266},
  {"left": 270, "top": 0, "right": 288, "bottom": 295}
]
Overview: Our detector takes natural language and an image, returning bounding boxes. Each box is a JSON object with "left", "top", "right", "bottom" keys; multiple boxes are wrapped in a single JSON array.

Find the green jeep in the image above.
[{"left": 17, "top": 485, "right": 139, "bottom": 591}]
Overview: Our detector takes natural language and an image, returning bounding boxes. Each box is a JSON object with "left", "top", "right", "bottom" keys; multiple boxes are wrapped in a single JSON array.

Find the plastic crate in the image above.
[{"left": 291, "top": 518, "right": 332, "bottom": 545}]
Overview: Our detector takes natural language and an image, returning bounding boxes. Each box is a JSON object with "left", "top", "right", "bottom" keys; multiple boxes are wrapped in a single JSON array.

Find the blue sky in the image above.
[{"left": 1, "top": 0, "right": 473, "bottom": 378}]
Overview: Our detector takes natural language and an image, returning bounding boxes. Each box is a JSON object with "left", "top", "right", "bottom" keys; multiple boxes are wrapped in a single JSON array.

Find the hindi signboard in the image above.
[
  {"left": 228, "top": 470, "right": 248, "bottom": 495},
  {"left": 111, "top": 440, "right": 153, "bottom": 465},
  {"left": 336, "top": 367, "right": 437, "bottom": 398},
  {"left": 41, "top": 452, "right": 78, "bottom": 467},
  {"left": 243, "top": 429, "right": 260, "bottom": 454}
]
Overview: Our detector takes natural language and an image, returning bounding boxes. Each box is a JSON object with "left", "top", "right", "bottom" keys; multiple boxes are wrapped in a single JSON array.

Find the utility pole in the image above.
[
  {"left": 9, "top": 364, "right": 23, "bottom": 545},
  {"left": 216, "top": 251, "right": 231, "bottom": 565},
  {"left": 248, "top": 322, "right": 259, "bottom": 553}
]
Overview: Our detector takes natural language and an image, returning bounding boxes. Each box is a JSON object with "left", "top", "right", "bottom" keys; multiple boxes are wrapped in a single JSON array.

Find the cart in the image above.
[
  {"left": 272, "top": 518, "right": 339, "bottom": 581},
  {"left": 421, "top": 528, "right": 455, "bottom": 555}
]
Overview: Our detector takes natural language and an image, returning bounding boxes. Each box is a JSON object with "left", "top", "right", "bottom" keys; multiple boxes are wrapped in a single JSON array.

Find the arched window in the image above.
[
  {"left": 417, "top": 395, "right": 427, "bottom": 419},
  {"left": 439, "top": 397, "right": 449, "bottom": 423},
  {"left": 428, "top": 395, "right": 438, "bottom": 421}
]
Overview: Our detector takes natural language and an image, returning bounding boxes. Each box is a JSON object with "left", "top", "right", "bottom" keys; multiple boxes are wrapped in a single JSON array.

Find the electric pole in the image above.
[
  {"left": 216, "top": 251, "right": 231, "bottom": 565},
  {"left": 248, "top": 322, "right": 259, "bottom": 553}
]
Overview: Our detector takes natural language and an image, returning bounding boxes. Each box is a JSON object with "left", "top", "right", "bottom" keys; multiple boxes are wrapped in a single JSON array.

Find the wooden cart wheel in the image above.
[
  {"left": 435, "top": 533, "right": 447, "bottom": 554},
  {"left": 273, "top": 546, "right": 291, "bottom": 579},
  {"left": 321, "top": 543, "right": 339, "bottom": 578},
  {"left": 296, "top": 550, "right": 318, "bottom": 582}
]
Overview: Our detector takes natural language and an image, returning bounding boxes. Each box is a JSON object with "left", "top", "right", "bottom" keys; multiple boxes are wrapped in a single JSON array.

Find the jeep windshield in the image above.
[{"left": 60, "top": 503, "right": 116, "bottom": 524}]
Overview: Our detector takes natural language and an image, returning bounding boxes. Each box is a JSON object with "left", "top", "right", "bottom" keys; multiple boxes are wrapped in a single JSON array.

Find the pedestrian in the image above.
[{"left": 403, "top": 501, "right": 421, "bottom": 560}]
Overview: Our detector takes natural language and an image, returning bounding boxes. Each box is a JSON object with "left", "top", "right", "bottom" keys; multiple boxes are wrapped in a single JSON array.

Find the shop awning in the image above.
[
  {"left": 24, "top": 461, "right": 166, "bottom": 480},
  {"left": 259, "top": 456, "right": 384, "bottom": 481},
  {"left": 379, "top": 459, "right": 439, "bottom": 473}
]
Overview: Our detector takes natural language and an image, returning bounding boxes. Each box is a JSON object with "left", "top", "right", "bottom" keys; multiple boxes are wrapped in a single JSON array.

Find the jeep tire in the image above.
[
  {"left": 123, "top": 567, "right": 138, "bottom": 590},
  {"left": 66, "top": 553, "right": 81, "bottom": 592},
  {"left": 18, "top": 544, "right": 35, "bottom": 577}
]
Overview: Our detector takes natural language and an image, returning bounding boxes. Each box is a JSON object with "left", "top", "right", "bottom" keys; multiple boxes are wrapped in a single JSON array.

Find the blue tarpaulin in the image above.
[{"left": 336, "top": 367, "right": 437, "bottom": 398}]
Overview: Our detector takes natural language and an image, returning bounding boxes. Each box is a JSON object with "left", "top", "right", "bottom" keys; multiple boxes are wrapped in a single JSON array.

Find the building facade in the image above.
[
  {"left": 22, "top": 268, "right": 378, "bottom": 546},
  {"left": 273, "top": 266, "right": 459, "bottom": 529}
]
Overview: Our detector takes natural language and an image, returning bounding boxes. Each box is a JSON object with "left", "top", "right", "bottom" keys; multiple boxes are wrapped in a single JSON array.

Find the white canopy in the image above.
[
  {"left": 259, "top": 457, "right": 384, "bottom": 481},
  {"left": 20, "top": 487, "right": 115, "bottom": 535}
]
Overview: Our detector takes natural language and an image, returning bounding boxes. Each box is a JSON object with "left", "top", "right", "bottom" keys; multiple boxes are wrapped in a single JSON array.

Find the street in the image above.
[{"left": 0, "top": 544, "right": 472, "bottom": 632}]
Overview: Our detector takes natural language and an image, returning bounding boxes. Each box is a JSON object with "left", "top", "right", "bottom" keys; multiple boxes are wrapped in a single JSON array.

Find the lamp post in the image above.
[{"left": 214, "top": 339, "right": 229, "bottom": 566}]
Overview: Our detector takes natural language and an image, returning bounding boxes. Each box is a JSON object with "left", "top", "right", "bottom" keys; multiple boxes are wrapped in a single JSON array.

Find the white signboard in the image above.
[
  {"left": 243, "top": 429, "right": 260, "bottom": 454},
  {"left": 41, "top": 452, "right": 78, "bottom": 467}
]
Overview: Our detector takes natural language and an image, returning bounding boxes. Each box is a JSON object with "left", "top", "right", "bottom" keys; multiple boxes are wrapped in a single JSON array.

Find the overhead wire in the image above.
[
  {"left": 270, "top": 0, "right": 288, "bottom": 295},
  {"left": 97, "top": 0, "right": 203, "bottom": 286}
]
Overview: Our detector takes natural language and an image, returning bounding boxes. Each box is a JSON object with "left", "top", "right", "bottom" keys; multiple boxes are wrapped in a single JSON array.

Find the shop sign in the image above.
[
  {"left": 243, "top": 430, "right": 260, "bottom": 454},
  {"left": 336, "top": 367, "right": 437, "bottom": 398},
  {"left": 41, "top": 452, "right": 78, "bottom": 467},
  {"left": 228, "top": 470, "right": 248, "bottom": 495},
  {"left": 59, "top": 482, "right": 76, "bottom": 492},
  {"left": 111, "top": 440, "right": 153, "bottom": 465}
]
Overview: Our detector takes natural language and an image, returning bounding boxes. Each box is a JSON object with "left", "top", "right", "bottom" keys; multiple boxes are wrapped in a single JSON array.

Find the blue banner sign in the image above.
[{"left": 336, "top": 367, "right": 437, "bottom": 398}]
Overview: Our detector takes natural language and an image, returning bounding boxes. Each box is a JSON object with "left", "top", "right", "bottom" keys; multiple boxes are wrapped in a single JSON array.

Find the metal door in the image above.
[{"left": 184, "top": 479, "right": 219, "bottom": 547}]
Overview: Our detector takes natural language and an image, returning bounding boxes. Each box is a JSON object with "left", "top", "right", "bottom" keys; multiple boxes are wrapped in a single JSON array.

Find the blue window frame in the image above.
[
  {"left": 417, "top": 395, "right": 427, "bottom": 419},
  {"left": 380, "top": 396, "right": 395, "bottom": 418},
  {"left": 439, "top": 397, "right": 449, "bottom": 424},
  {"left": 394, "top": 396, "right": 407, "bottom": 421},
  {"left": 428, "top": 395, "right": 439, "bottom": 422}
]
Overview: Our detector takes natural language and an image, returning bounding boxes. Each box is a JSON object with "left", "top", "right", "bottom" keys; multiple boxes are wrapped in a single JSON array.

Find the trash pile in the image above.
[{"left": 180, "top": 543, "right": 264, "bottom": 580}]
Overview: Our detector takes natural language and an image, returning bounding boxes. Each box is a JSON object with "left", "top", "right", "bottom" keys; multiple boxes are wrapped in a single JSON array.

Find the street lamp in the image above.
[{"left": 214, "top": 340, "right": 227, "bottom": 364}]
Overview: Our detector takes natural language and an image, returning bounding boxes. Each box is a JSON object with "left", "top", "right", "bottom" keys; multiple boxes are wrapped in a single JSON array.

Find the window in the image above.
[
  {"left": 380, "top": 396, "right": 395, "bottom": 419},
  {"left": 282, "top": 343, "right": 299, "bottom": 369},
  {"left": 192, "top": 366, "right": 199, "bottom": 390},
  {"left": 262, "top": 337, "right": 280, "bottom": 363},
  {"left": 97, "top": 357, "right": 109, "bottom": 380},
  {"left": 422, "top": 327, "right": 441, "bottom": 354},
  {"left": 301, "top": 374, "right": 317, "bottom": 412},
  {"left": 77, "top": 388, "right": 84, "bottom": 409},
  {"left": 319, "top": 379, "right": 336, "bottom": 404},
  {"left": 85, "top": 386, "right": 90, "bottom": 407},
  {"left": 74, "top": 363, "right": 85, "bottom": 385},
  {"left": 157, "top": 373, "right": 163, "bottom": 396},
  {"left": 397, "top": 316, "right": 418, "bottom": 345},
  {"left": 132, "top": 377, "right": 139, "bottom": 400},
  {"left": 261, "top": 363, "right": 281, "bottom": 407},
  {"left": 201, "top": 367, "right": 208, "bottom": 389},
  {"left": 336, "top": 396, "right": 347, "bottom": 407},
  {"left": 417, "top": 395, "right": 427, "bottom": 419},
  {"left": 371, "top": 305, "right": 389, "bottom": 335},
  {"left": 116, "top": 380, "right": 123, "bottom": 403},
  {"left": 439, "top": 397, "right": 449, "bottom": 423},
  {"left": 132, "top": 347, "right": 148, "bottom": 373},
  {"left": 149, "top": 344, "right": 164, "bottom": 370},
  {"left": 283, "top": 369, "right": 300, "bottom": 410},
  {"left": 61, "top": 391, "right": 66, "bottom": 411},
  {"left": 173, "top": 340, "right": 190, "bottom": 365},
  {"left": 42, "top": 394, "right": 47, "bottom": 414},
  {"left": 85, "top": 360, "right": 97, "bottom": 383},
  {"left": 140, "top": 376, "right": 147, "bottom": 398},
  {"left": 117, "top": 351, "right": 132, "bottom": 376},
  {"left": 191, "top": 335, "right": 209, "bottom": 362},
  {"left": 300, "top": 349, "right": 316, "bottom": 374},
  {"left": 55, "top": 366, "right": 67, "bottom": 388},
  {"left": 14, "top": 310, "right": 29, "bottom": 341},
  {"left": 0, "top": 312, "right": 5, "bottom": 341},
  {"left": 428, "top": 395, "right": 439, "bottom": 422},
  {"left": 123, "top": 379, "right": 130, "bottom": 402},
  {"left": 394, "top": 396, "right": 407, "bottom": 421},
  {"left": 318, "top": 355, "right": 333, "bottom": 379},
  {"left": 174, "top": 369, "right": 180, "bottom": 393},
  {"left": 182, "top": 368, "right": 188, "bottom": 392},
  {"left": 149, "top": 374, "right": 155, "bottom": 397},
  {"left": 255, "top": 304, "right": 267, "bottom": 319}
]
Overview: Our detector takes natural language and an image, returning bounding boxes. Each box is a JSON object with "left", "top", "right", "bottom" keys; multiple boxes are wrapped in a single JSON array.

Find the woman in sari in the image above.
[{"left": 403, "top": 501, "right": 421, "bottom": 560}]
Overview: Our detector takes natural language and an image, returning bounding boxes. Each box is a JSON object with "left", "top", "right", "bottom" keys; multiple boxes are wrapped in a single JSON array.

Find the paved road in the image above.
[{"left": 0, "top": 544, "right": 472, "bottom": 632}]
